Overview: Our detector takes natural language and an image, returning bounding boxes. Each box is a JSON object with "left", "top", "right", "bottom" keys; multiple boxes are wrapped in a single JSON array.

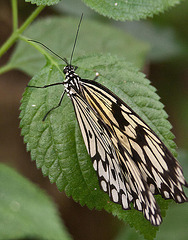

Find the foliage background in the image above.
[{"left": 0, "top": 0, "right": 187, "bottom": 239}]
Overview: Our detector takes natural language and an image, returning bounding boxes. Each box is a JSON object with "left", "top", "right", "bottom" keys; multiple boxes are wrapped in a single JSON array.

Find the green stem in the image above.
[
  {"left": 0, "top": 5, "right": 45, "bottom": 58},
  {"left": 12, "top": 0, "right": 18, "bottom": 31}
]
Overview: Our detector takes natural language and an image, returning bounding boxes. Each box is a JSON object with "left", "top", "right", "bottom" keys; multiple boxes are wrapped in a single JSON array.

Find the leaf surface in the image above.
[
  {"left": 9, "top": 17, "right": 149, "bottom": 76},
  {"left": 0, "top": 164, "right": 71, "bottom": 240},
  {"left": 82, "top": 0, "right": 182, "bottom": 21},
  {"left": 25, "top": 0, "right": 60, "bottom": 5}
]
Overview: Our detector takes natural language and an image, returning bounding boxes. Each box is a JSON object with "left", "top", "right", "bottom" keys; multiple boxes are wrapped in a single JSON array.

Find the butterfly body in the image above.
[{"left": 60, "top": 64, "right": 187, "bottom": 226}]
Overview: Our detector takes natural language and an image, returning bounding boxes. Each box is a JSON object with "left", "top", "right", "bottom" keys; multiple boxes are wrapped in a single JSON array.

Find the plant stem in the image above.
[
  {"left": 12, "top": 0, "right": 18, "bottom": 31},
  {"left": 0, "top": 5, "right": 45, "bottom": 58}
]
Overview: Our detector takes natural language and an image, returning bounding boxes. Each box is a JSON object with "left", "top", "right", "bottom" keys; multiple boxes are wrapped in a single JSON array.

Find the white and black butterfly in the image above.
[{"left": 28, "top": 15, "right": 188, "bottom": 226}]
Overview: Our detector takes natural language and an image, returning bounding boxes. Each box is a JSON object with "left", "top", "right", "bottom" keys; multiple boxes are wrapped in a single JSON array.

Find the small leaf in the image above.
[
  {"left": 0, "top": 163, "right": 71, "bottom": 240},
  {"left": 9, "top": 17, "right": 149, "bottom": 76},
  {"left": 20, "top": 54, "right": 176, "bottom": 239},
  {"left": 82, "top": 0, "right": 182, "bottom": 21},
  {"left": 25, "top": 0, "right": 60, "bottom": 6}
]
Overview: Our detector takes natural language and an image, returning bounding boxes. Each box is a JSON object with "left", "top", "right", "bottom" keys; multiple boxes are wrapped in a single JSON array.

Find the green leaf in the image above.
[
  {"left": 20, "top": 54, "right": 176, "bottom": 239},
  {"left": 157, "top": 202, "right": 188, "bottom": 240},
  {"left": 9, "top": 16, "right": 149, "bottom": 76},
  {"left": 82, "top": 0, "right": 181, "bottom": 21},
  {"left": 0, "top": 163, "right": 71, "bottom": 240},
  {"left": 116, "top": 21, "right": 183, "bottom": 62},
  {"left": 25, "top": 0, "right": 60, "bottom": 6},
  {"left": 53, "top": 0, "right": 94, "bottom": 16}
]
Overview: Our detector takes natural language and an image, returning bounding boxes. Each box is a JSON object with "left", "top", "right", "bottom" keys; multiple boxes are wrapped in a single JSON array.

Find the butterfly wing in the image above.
[
  {"left": 78, "top": 79, "right": 188, "bottom": 204},
  {"left": 70, "top": 91, "right": 162, "bottom": 225}
]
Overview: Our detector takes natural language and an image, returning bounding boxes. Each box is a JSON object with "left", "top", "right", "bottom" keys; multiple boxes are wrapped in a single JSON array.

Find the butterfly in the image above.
[{"left": 28, "top": 14, "right": 188, "bottom": 226}]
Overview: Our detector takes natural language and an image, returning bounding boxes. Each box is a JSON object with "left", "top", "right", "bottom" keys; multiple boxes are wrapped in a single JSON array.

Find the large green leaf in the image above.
[
  {"left": 82, "top": 0, "right": 182, "bottom": 21},
  {"left": 0, "top": 163, "right": 71, "bottom": 240},
  {"left": 9, "top": 17, "right": 149, "bottom": 76},
  {"left": 20, "top": 54, "right": 176, "bottom": 239}
]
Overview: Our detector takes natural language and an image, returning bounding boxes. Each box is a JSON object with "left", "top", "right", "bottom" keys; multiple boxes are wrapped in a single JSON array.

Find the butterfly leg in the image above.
[{"left": 42, "top": 90, "right": 66, "bottom": 121}]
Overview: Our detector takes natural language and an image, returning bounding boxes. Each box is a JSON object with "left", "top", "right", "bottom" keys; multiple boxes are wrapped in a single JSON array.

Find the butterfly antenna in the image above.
[
  {"left": 69, "top": 13, "right": 83, "bottom": 66},
  {"left": 28, "top": 40, "right": 69, "bottom": 65}
]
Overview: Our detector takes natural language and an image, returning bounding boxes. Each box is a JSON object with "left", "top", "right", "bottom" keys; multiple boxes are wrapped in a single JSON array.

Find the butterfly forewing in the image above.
[{"left": 78, "top": 79, "right": 188, "bottom": 204}]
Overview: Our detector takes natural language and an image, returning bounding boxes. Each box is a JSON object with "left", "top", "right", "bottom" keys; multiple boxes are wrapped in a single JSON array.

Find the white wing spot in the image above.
[
  {"left": 93, "top": 160, "right": 97, "bottom": 171},
  {"left": 164, "top": 191, "right": 170, "bottom": 198},
  {"left": 97, "top": 139, "right": 105, "bottom": 161},
  {"left": 136, "top": 199, "right": 142, "bottom": 211},
  {"left": 112, "top": 189, "right": 119, "bottom": 202},
  {"left": 151, "top": 215, "right": 156, "bottom": 225},
  {"left": 145, "top": 208, "right": 149, "bottom": 220},
  {"left": 101, "top": 180, "right": 107, "bottom": 192},
  {"left": 99, "top": 160, "right": 108, "bottom": 181},
  {"left": 150, "top": 184, "right": 155, "bottom": 194},
  {"left": 177, "top": 195, "right": 182, "bottom": 202},
  {"left": 122, "top": 194, "right": 129, "bottom": 209},
  {"left": 156, "top": 215, "right": 161, "bottom": 225}
]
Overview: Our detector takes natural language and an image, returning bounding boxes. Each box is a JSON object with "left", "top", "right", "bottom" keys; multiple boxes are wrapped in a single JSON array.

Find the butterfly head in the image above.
[{"left": 63, "top": 65, "right": 78, "bottom": 75}]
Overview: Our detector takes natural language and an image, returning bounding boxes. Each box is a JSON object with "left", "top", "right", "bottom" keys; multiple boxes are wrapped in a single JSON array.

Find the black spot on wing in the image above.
[
  {"left": 111, "top": 168, "right": 117, "bottom": 181},
  {"left": 135, "top": 125, "right": 147, "bottom": 147},
  {"left": 88, "top": 130, "right": 92, "bottom": 139},
  {"left": 102, "top": 159, "right": 107, "bottom": 172},
  {"left": 111, "top": 102, "right": 129, "bottom": 129}
]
